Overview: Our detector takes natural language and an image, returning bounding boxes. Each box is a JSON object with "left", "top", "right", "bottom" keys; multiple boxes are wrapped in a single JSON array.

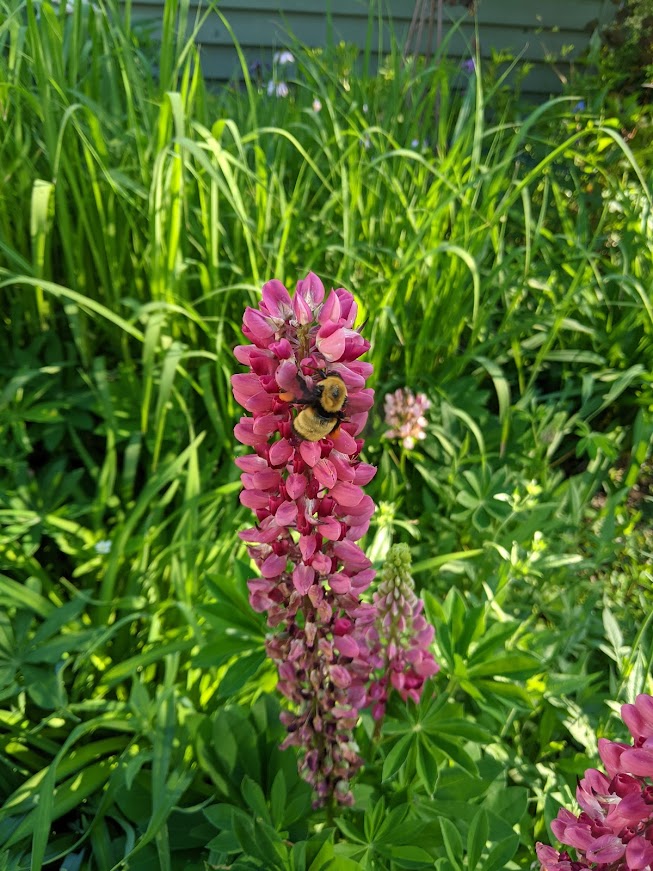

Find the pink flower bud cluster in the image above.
[
  {"left": 367, "top": 543, "right": 439, "bottom": 721},
  {"left": 537, "top": 693, "right": 653, "bottom": 871},
  {"left": 383, "top": 387, "right": 431, "bottom": 450},
  {"left": 231, "top": 273, "right": 377, "bottom": 806}
]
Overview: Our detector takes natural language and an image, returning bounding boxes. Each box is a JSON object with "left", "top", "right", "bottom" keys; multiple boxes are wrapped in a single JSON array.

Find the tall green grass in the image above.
[{"left": 0, "top": 0, "right": 651, "bottom": 867}]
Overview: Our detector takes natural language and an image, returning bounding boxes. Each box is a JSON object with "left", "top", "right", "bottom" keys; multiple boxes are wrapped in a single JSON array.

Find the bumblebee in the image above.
[{"left": 290, "top": 373, "right": 348, "bottom": 442}]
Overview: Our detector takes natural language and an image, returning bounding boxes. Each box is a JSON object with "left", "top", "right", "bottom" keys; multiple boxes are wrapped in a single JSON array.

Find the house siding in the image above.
[{"left": 131, "top": 0, "right": 614, "bottom": 95}]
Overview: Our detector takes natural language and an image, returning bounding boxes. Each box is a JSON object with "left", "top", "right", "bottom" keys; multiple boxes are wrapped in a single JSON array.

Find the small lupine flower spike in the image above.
[
  {"left": 232, "top": 274, "right": 376, "bottom": 806},
  {"left": 367, "top": 543, "right": 439, "bottom": 721},
  {"left": 536, "top": 692, "right": 653, "bottom": 870},
  {"left": 383, "top": 387, "right": 430, "bottom": 449}
]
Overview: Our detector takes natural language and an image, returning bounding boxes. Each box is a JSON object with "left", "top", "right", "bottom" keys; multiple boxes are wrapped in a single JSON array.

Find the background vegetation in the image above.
[{"left": 0, "top": 0, "right": 651, "bottom": 868}]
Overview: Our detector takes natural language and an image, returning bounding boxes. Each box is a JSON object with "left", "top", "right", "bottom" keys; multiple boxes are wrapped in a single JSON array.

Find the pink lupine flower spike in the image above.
[
  {"left": 537, "top": 693, "right": 653, "bottom": 871},
  {"left": 232, "top": 273, "right": 377, "bottom": 806}
]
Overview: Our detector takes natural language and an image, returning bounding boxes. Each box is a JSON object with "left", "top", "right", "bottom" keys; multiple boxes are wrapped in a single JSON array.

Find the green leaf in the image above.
[
  {"left": 466, "top": 808, "right": 488, "bottom": 871},
  {"left": 416, "top": 737, "right": 439, "bottom": 794},
  {"left": 216, "top": 650, "right": 267, "bottom": 700},
  {"left": 482, "top": 833, "right": 519, "bottom": 871},
  {"left": 382, "top": 733, "right": 414, "bottom": 782},
  {"left": 439, "top": 817, "right": 463, "bottom": 871}
]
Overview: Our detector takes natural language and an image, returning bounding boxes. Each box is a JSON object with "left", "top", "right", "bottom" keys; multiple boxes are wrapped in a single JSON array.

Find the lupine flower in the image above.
[
  {"left": 367, "top": 543, "right": 439, "bottom": 721},
  {"left": 461, "top": 58, "right": 476, "bottom": 73},
  {"left": 232, "top": 273, "right": 377, "bottom": 805},
  {"left": 383, "top": 387, "right": 431, "bottom": 449},
  {"left": 536, "top": 693, "right": 653, "bottom": 870}
]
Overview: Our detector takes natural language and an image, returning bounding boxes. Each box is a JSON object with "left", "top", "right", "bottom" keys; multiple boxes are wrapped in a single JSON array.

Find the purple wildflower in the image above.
[{"left": 383, "top": 387, "right": 430, "bottom": 449}]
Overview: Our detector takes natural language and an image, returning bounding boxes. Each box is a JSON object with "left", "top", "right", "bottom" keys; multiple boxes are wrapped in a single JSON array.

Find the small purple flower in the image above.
[
  {"left": 573, "top": 100, "right": 586, "bottom": 112},
  {"left": 461, "top": 58, "right": 475, "bottom": 73},
  {"left": 383, "top": 387, "right": 430, "bottom": 449}
]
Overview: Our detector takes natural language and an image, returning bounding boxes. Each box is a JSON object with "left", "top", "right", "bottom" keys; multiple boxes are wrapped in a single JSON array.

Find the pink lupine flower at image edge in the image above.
[
  {"left": 537, "top": 693, "right": 653, "bottom": 871},
  {"left": 231, "top": 273, "right": 378, "bottom": 805}
]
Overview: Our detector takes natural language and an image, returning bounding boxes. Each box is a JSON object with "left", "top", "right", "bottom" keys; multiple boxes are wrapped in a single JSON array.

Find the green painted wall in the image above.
[{"left": 132, "top": 0, "right": 614, "bottom": 94}]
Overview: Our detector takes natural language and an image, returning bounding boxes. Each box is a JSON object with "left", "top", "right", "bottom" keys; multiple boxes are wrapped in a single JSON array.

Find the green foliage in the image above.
[{"left": 0, "top": 0, "right": 652, "bottom": 868}]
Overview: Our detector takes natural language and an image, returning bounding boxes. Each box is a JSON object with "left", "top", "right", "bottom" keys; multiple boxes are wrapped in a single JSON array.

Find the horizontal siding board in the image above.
[
  {"left": 129, "top": 0, "right": 614, "bottom": 93},
  {"left": 132, "top": 0, "right": 608, "bottom": 31},
  {"left": 133, "top": 9, "right": 596, "bottom": 60}
]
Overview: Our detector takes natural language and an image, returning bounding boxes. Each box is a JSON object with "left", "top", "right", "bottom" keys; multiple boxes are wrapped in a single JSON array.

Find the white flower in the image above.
[
  {"left": 95, "top": 539, "right": 112, "bottom": 555},
  {"left": 273, "top": 50, "right": 295, "bottom": 65},
  {"left": 362, "top": 103, "right": 368, "bottom": 114},
  {"left": 267, "top": 80, "right": 289, "bottom": 98},
  {"left": 312, "top": 98, "right": 322, "bottom": 112}
]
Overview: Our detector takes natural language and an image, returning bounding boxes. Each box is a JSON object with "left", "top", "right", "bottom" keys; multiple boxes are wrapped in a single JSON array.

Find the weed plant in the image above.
[{"left": 0, "top": 0, "right": 651, "bottom": 868}]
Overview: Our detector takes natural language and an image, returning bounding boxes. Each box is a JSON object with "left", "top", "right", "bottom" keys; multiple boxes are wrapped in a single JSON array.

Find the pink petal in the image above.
[
  {"left": 296, "top": 272, "right": 325, "bottom": 309},
  {"left": 234, "top": 421, "right": 266, "bottom": 447},
  {"left": 318, "top": 289, "right": 341, "bottom": 324},
  {"left": 269, "top": 338, "right": 293, "bottom": 359},
  {"left": 331, "top": 481, "right": 364, "bottom": 507},
  {"left": 292, "top": 289, "right": 313, "bottom": 324},
  {"left": 333, "top": 635, "right": 359, "bottom": 658},
  {"left": 239, "top": 489, "right": 269, "bottom": 510},
  {"left": 330, "top": 428, "right": 358, "bottom": 454},
  {"left": 318, "top": 517, "right": 341, "bottom": 540},
  {"left": 261, "top": 279, "right": 292, "bottom": 318},
  {"left": 311, "top": 552, "right": 331, "bottom": 573},
  {"left": 292, "top": 564, "right": 315, "bottom": 595},
  {"left": 251, "top": 469, "right": 282, "bottom": 489},
  {"left": 286, "top": 473, "right": 306, "bottom": 499},
  {"left": 346, "top": 388, "right": 375, "bottom": 413},
  {"left": 598, "top": 738, "right": 630, "bottom": 777},
  {"left": 243, "top": 307, "right": 276, "bottom": 342},
  {"left": 313, "top": 459, "right": 337, "bottom": 489},
  {"left": 586, "top": 834, "right": 626, "bottom": 863},
  {"left": 316, "top": 326, "right": 346, "bottom": 362},
  {"left": 275, "top": 359, "right": 301, "bottom": 392},
  {"left": 235, "top": 455, "right": 268, "bottom": 472},
  {"left": 626, "top": 835, "right": 653, "bottom": 869},
  {"left": 333, "top": 539, "right": 371, "bottom": 570},
  {"left": 243, "top": 392, "right": 274, "bottom": 413},
  {"left": 299, "top": 534, "right": 317, "bottom": 561},
  {"left": 334, "top": 288, "right": 357, "bottom": 326},
  {"left": 238, "top": 521, "right": 280, "bottom": 543},
  {"left": 275, "top": 501, "right": 298, "bottom": 526},
  {"left": 353, "top": 462, "right": 377, "bottom": 485},
  {"left": 260, "top": 553, "right": 287, "bottom": 578},
  {"left": 252, "top": 413, "right": 281, "bottom": 435},
  {"left": 329, "top": 573, "right": 351, "bottom": 594},
  {"left": 269, "top": 438, "right": 294, "bottom": 466},
  {"left": 350, "top": 568, "right": 375, "bottom": 592},
  {"left": 328, "top": 450, "right": 355, "bottom": 482},
  {"left": 618, "top": 747, "right": 653, "bottom": 776},
  {"left": 330, "top": 665, "right": 352, "bottom": 688},
  {"left": 299, "top": 441, "right": 321, "bottom": 467}
]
